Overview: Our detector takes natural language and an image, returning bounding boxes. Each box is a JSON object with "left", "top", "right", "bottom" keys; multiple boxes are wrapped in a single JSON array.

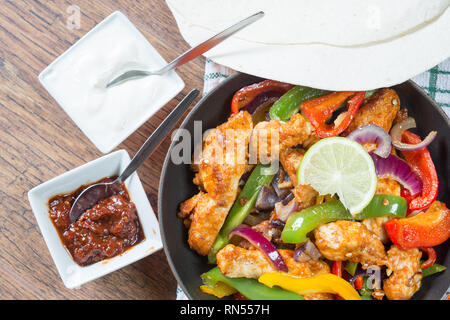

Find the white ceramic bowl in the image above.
[
  {"left": 39, "top": 11, "right": 185, "bottom": 153},
  {"left": 28, "top": 149, "right": 162, "bottom": 288}
]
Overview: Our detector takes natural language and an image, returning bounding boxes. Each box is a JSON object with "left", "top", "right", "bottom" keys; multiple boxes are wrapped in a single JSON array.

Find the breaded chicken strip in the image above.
[
  {"left": 216, "top": 244, "right": 332, "bottom": 300},
  {"left": 249, "top": 113, "right": 313, "bottom": 163},
  {"left": 217, "top": 244, "right": 329, "bottom": 279},
  {"left": 178, "top": 111, "right": 253, "bottom": 255},
  {"left": 293, "top": 184, "right": 318, "bottom": 210},
  {"left": 344, "top": 88, "right": 400, "bottom": 134},
  {"left": 384, "top": 246, "right": 422, "bottom": 300},
  {"left": 376, "top": 177, "right": 401, "bottom": 196},
  {"left": 314, "top": 221, "right": 388, "bottom": 268},
  {"left": 279, "top": 148, "right": 305, "bottom": 186},
  {"left": 314, "top": 221, "right": 424, "bottom": 300},
  {"left": 362, "top": 217, "right": 390, "bottom": 244},
  {"left": 362, "top": 178, "right": 401, "bottom": 243}
]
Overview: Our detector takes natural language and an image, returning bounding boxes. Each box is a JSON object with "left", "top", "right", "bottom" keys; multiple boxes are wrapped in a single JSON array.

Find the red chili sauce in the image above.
[{"left": 48, "top": 176, "right": 144, "bottom": 266}]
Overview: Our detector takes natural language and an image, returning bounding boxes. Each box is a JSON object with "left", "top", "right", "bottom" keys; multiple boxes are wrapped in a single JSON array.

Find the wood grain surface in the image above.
[{"left": 0, "top": 0, "right": 205, "bottom": 299}]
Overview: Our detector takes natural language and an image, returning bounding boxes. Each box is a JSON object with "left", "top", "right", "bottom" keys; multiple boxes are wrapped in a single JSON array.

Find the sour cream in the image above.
[{"left": 39, "top": 11, "right": 184, "bottom": 153}]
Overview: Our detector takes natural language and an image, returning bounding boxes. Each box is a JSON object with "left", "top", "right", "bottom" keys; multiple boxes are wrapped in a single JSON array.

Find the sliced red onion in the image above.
[
  {"left": 390, "top": 117, "right": 437, "bottom": 151},
  {"left": 293, "top": 244, "right": 310, "bottom": 262},
  {"left": 275, "top": 199, "right": 299, "bottom": 222},
  {"left": 243, "top": 212, "right": 271, "bottom": 226},
  {"left": 269, "top": 219, "right": 286, "bottom": 228},
  {"left": 251, "top": 97, "right": 279, "bottom": 124},
  {"left": 294, "top": 240, "right": 321, "bottom": 262},
  {"left": 272, "top": 169, "right": 292, "bottom": 199},
  {"left": 347, "top": 124, "right": 391, "bottom": 158},
  {"left": 281, "top": 192, "right": 294, "bottom": 205},
  {"left": 255, "top": 185, "right": 279, "bottom": 211},
  {"left": 229, "top": 224, "right": 288, "bottom": 272},
  {"left": 242, "top": 91, "right": 283, "bottom": 115},
  {"left": 370, "top": 152, "right": 423, "bottom": 195}
]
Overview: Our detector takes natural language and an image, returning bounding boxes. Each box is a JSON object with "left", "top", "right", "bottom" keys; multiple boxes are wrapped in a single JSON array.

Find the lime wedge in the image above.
[{"left": 297, "top": 137, "right": 377, "bottom": 215}]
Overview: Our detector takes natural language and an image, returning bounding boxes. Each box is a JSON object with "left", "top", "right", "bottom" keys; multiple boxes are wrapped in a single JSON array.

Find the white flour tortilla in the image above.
[
  {"left": 167, "top": 0, "right": 450, "bottom": 90},
  {"left": 167, "top": 0, "right": 449, "bottom": 46}
]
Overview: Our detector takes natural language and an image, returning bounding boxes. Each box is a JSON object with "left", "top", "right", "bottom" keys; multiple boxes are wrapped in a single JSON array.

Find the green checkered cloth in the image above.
[
  {"left": 176, "top": 57, "right": 450, "bottom": 300},
  {"left": 411, "top": 58, "right": 450, "bottom": 118}
]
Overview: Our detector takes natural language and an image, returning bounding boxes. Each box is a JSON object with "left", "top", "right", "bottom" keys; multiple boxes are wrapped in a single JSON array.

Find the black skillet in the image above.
[{"left": 158, "top": 72, "right": 450, "bottom": 300}]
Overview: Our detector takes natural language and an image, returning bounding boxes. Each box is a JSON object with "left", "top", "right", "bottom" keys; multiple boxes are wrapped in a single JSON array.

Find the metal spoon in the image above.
[
  {"left": 68, "top": 88, "right": 199, "bottom": 222},
  {"left": 106, "top": 11, "right": 264, "bottom": 88}
]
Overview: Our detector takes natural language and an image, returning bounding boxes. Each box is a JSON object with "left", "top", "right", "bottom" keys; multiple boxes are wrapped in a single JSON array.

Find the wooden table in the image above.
[{"left": 0, "top": 0, "right": 205, "bottom": 299}]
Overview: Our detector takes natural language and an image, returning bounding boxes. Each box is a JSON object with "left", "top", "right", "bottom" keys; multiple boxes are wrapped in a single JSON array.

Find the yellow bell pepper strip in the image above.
[
  {"left": 200, "top": 281, "right": 237, "bottom": 298},
  {"left": 201, "top": 268, "right": 305, "bottom": 300},
  {"left": 208, "top": 164, "right": 275, "bottom": 263},
  {"left": 258, "top": 272, "right": 362, "bottom": 300}
]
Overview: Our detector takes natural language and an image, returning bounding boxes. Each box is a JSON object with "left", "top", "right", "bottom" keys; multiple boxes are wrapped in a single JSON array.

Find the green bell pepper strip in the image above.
[
  {"left": 282, "top": 195, "right": 407, "bottom": 244},
  {"left": 282, "top": 200, "right": 353, "bottom": 244},
  {"left": 269, "top": 85, "right": 329, "bottom": 121},
  {"left": 345, "top": 261, "right": 359, "bottom": 276},
  {"left": 422, "top": 263, "right": 446, "bottom": 277},
  {"left": 359, "top": 277, "right": 373, "bottom": 300},
  {"left": 355, "top": 195, "right": 407, "bottom": 219},
  {"left": 201, "top": 268, "right": 305, "bottom": 300},
  {"left": 208, "top": 164, "right": 275, "bottom": 263},
  {"left": 364, "top": 89, "right": 378, "bottom": 100}
]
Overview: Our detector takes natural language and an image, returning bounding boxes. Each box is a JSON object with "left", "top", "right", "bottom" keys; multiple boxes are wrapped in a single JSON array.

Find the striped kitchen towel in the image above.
[{"left": 176, "top": 56, "right": 450, "bottom": 300}]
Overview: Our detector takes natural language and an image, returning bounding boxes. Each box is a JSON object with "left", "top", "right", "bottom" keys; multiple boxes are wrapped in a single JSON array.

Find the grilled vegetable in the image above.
[
  {"left": 201, "top": 268, "right": 304, "bottom": 300},
  {"left": 208, "top": 164, "right": 274, "bottom": 263},
  {"left": 269, "top": 85, "right": 329, "bottom": 121}
]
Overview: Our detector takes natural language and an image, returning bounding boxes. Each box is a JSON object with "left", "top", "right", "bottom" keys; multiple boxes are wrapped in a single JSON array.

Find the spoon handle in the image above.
[
  {"left": 118, "top": 89, "right": 199, "bottom": 183},
  {"left": 155, "top": 11, "right": 264, "bottom": 75}
]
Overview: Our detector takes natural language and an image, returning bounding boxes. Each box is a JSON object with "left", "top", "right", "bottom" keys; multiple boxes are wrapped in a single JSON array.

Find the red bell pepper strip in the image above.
[
  {"left": 385, "top": 201, "right": 450, "bottom": 250},
  {"left": 231, "top": 80, "right": 294, "bottom": 113},
  {"left": 400, "top": 188, "right": 420, "bottom": 216},
  {"left": 401, "top": 131, "right": 438, "bottom": 211},
  {"left": 420, "top": 247, "right": 437, "bottom": 269},
  {"left": 233, "top": 292, "right": 249, "bottom": 300},
  {"left": 331, "top": 261, "right": 344, "bottom": 300},
  {"left": 332, "top": 261, "right": 343, "bottom": 277},
  {"left": 353, "top": 276, "right": 363, "bottom": 290},
  {"left": 301, "top": 91, "right": 365, "bottom": 138}
]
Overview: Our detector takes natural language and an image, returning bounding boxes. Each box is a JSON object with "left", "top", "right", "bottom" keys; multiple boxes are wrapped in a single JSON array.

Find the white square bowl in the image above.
[
  {"left": 38, "top": 11, "right": 185, "bottom": 153},
  {"left": 28, "top": 149, "right": 162, "bottom": 289}
]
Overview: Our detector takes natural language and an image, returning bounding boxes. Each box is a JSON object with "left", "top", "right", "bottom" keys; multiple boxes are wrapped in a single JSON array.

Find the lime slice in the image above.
[{"left": 297, "top": 137, "right": 377, "bottom": 215}]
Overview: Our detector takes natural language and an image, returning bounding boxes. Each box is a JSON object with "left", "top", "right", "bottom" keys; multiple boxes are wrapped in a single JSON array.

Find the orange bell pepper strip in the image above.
[
  {"left": 385, "top": 201, "right": 450, "bottom": 250},
  {"left": 230, "top": 80, "right": 293, "bottom": 113},
  {"left": 401, "top": 131, "right": 439, "bottom": 211},
  {"left": 301, "top": 91, "right": 365, "bottom": 138}
]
